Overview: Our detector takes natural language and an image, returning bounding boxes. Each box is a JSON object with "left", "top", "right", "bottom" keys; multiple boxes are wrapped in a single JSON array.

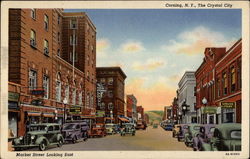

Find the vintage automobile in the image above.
[
  {"left": 136, "top": 120, "right": 147, "bottom": 130},
  {"left": 184, "top": 124, "right": 202, "bottom": 147},
  {"left": 120, "top": 123, "right": 136, "bottom": 136},
  {"left": 201, "top": 123, "right": 241, "bottom": 151},
  {"left": 192, "top": 124, "right": 216, "bottom": 151},
  {"left": 177, "top": 124, "right": 189, "bottom": 142},
  {"left": 172, "top": 124, "right": 181, "bottom": 138},
  {"left": 89, "top": 123, "right": 107, "bottom": 137},
  {"left": 62, "top": 121, "right": 89, "bottom": 143},
  {"left": 153, "top": 123, "right": 158, "bottom": 129},
  {"left": 13, "top": 123, "right": 64, "bottom": 151},
  {"left": 164, "top": 123, "right": 174, "bottom": 131},
  {"left": 105, "top": 123, "right": 117, "bottom": 135}
]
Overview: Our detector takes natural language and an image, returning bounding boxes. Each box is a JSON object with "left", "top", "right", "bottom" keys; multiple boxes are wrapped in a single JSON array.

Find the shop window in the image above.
[
  {"left": 30, "top": 30, "right": 36, "bottom": 48},
  {"left": 31, "top": 9, "right": 36, "bottom": 19},
  {"left": 108, "top": 78, "right": 113, "bottom": 85},
  {"left": 70, "top": 19, "right": 77, "bottom": 29},
  {"left": 29, "top": 70, "right": 37, "bottom": 90},
  {"left": 222, "top": 72, "right": 227, "bottom": 95},
  {"left": 44, "top": 40, "right": 49, "bottom": 55},
  {"left": 56, "top": 73, "right": 61, "bottom": 102},
  {"left": 222, "top": 108, "right": 234, "bottom": 123},
  {"left": 230, "top": 66, "right": 236, "bottom": 93},
  {"left": 44, "top": 14, "right": 49, "bottom": 31},
  {"left": 43, "top": 75, "right": 49, "bottom": 99}
]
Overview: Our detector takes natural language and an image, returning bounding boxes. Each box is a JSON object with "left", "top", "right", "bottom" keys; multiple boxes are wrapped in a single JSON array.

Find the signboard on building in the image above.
[
  {"left": 202, "top": 106, "right": 217, "bottom": 114},
  {"left": 220, "top": 102, "right": 235, "bottom": 108},
  {"left": 96, "top": 110, "right": 105, "bottom": 117},
  {"left": 8, "top": 92, "right": 19, "bottom": 102},
  {"left": 96, "top": 83, "right": 106, "bottom": 108},
  {"left": 70, "top": 107, "right": 81, "bottom": 114},
  {"left": 30, "top": 89, "right": 45, "bottom": 96}
]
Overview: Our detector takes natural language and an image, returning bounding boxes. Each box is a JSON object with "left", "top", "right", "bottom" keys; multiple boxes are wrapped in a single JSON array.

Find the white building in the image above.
[{"left": 178, "top": 71, "right": 197, "bottom": 124}]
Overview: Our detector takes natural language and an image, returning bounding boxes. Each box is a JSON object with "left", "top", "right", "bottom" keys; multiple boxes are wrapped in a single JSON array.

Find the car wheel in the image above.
[
  {"left": 39, "top": 141, "right": 46, "bottom": 151},
  {"left": 83, "top": 132, "right": 88, "bottom": 141},
  {"left": 72, "top": 136, "right": 77, "bottom": 144},
  {"left": 57, "top": 138, "right": 63, "bottom": 147}
]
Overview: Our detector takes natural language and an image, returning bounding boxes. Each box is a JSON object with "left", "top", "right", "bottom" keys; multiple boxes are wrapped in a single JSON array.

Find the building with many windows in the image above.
[
  {"left": 96, "top": 67, "right": 127, "bottom": 124},
  {"left": 126, "top": 94, "right": 137, "bottom": 122},
  {"left": 8, "top": 9, "right": 96, "bottom": 137}
]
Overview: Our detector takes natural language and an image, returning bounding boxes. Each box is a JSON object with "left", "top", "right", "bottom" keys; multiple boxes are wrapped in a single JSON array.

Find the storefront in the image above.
[
  {"left": 220, "top": 102, "right": 237, "bottom": 123},
  {"left": 200, "top": 106, "right": 218, "bottom": 124},
  {"left": 8, "top": 92, "right": 20, "bottom": 138}
]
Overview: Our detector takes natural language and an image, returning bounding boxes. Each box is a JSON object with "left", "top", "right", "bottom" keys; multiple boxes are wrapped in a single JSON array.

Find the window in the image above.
[
  {"left": 108, "top": 91, "right": 113, "bottom": 98},
  {"left": 78, "top": 92, "right": 82, "bottom": 105},
  {"left": 70, "top": 19, "right": 77, "bottom": 29},
  {"left": 237, "top": 58, "right": 241, "bottom": 90},
  {"left": 65, "top": 85, "right": 69, "bottom": 103},
  {"left": 43, "top": 75, "right": 49, "bottom": 99},
  {"left": 230, "top": 66, "right": 236, "bottom": 92},
  {"left": 44, "top": 40, "right": 49, "bottom": 55},
  {"left": 58, "top": 32, "right": 60, "bottom": 43},
  {"left": 29, "top": 70, "right": 37, "bottom": 90},
  {"left": 44, "top": 14, "right": 49, "bottom": 31},
  {"left": 100, "top": 102, "right": 105, "bottom": 110},
  {"left": 87, "top": 56, "right": 90, "bottom": 65},
  {"left": 56, "top": 74, "right": 61, "bottom": 102},
  {"left": 57, "top": 49, "right": 60, "bottom": 56},
  {"left": 86, "top": 93, "right": 90, "bottom": 108},
  {"left": 57, "top": 14, "right": 60, "bottom": 24},
  {"left": 31, "top": 9, "right": 36, "bottom": 19},
  {"left": 72, "top": 88, "right": 76, "bottom": 105},
  {"left": 108, "top": 78, "right": 113, "bottom": 85},
  {"left": 30, "top": 30, "right": 36, "bottom": 48},
  {"left": 217, "top": 79, "right": 221, "bottom": 97},
  {"left": 108, "top": 102, "right": 114, "bottom": 110},
  {"left": 222, "top": 72, "right": 227, "bottom": 95},
  {"left": 70, "top": 35, "right": 77, "bottom": 45}
]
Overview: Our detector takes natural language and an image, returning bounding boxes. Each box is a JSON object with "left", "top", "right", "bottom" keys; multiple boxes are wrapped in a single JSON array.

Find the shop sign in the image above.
[
  {"left": 220, "top": 102, "right": 235, "bottom": 109},
  {"left": 70, "top": 107, "right": 81, "bottom": 114},
  {"left": 202, "top": 106, "right": 217, "bottom": 114},
  {"left": 31, "top": 99, "right": 44, "bottom": 106},
  {"left": 8, "top": 92, "right": 19, "bottom": 102},
  {"left": 96, "top": 111, "right": 105, "bottom": 117}
]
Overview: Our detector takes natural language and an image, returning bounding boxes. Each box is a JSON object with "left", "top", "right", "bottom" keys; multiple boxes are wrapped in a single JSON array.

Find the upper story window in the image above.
[
  {"left": 65, "top": 84, "right": 69, "bottom": 103},
  {"left": 108, "top": 102, "right": 114, "bottom": 110},
  {"left": 108, "top": 90, "right": 113, "bottom": 98},
  {"left": 72, "top": 88, "right": 76, "bottom": 105},
  {"left": 31, "top": 9, "right": 36, "bottom": 19},
  {"left": 56, "top": 73, "right": 61, "bottom": 102},
  {"left": 57, "top": 49, "right": 60, "bottom": 57},
  {"left": 100, "top": 102, "right": 105, "bottom": 110},
  {"left": 230, "top": 66, "right": 236, "bottom": 93},
  {"left": 44, "top": 14, "right": 49, "bottom": 31},
  {"left": 78, "top": 91, "right": 82, "bottom": 105},
  {"left": 58, "top": 32, "right": 60, "bottom": 43},
  {"left": 29, "top": 70, "right": 37, "bottom": 90},
  {"left": 108, "top": 78, "right": 113, "bottom": 85},
  {"left": 70, "top": 19, "right": 77, "bottom": 29},
  {"left": 217, "top": 78, "right": 221, "bottom": 98},
  {"left": 30, "top": 30, "right": 36, "bottom": 48},
  {"left": 86, "top": 93, "right": 90, "bottom": 108},
  {"left": 222, "top": 72, "right": 228, "bottom": 95},
  {"left": 57, "top": 14, "right": 60, "bottom": 24},
  {"left": 44, "top": 40, "right": 49, "bottom": 55},
  {"left": 70, "top": 35, "right": 77, "bottom": 45},
  {"left": 43, "top": 75, "right": 49, "bottom": 99}
]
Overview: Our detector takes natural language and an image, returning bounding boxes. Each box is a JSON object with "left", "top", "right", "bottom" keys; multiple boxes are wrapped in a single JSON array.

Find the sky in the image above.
[{"left": 65, "top": 9, "right": 241, "bottom": 111}]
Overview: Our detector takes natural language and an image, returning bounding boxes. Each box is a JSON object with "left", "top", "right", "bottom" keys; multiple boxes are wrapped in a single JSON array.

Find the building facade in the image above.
[
  {"left": 8, "top": 9, "right": 97, "bottom": 137},
  {"left": 126, "top": 94, "right": 137, "bottom": 121},
  {"left": 96, "top": 67, "right": 127, "bottom": 124},
  {"left": 177, "top": 71, "right": 197, "bottom": 124},
  {"left": 136, "top": 106, "right": 144, "bottom": 122}
]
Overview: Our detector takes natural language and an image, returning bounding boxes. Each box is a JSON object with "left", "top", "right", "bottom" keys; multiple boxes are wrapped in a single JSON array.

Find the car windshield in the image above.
[
  {"left": 63, "top": 124, "right": 75, "bottom": 130},
  {"left": 194, "top": 126, "right": 201, "bottom": 130},
  {"left": 29, "top": 125, "right": 47, "bottom": 131},
  {"left": 231, "top": 130, "right": 241, "bottom": 139}
]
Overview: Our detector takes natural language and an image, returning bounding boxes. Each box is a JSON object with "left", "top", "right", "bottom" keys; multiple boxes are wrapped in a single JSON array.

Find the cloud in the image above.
[
  {"left": 96, "top": 38, "right": 110, "bottom": 56},
  {"left": 121, "top": 40, "right": 145, "bottom": 53},
  {"left": 163, "top": 26, "right": 237, "bottom": 55},
  {"left": 126, "top": 77, "right": 176, "bottom": 111},
  {"left": 132, "top": 59, "right": 166, "bottom": 71}
]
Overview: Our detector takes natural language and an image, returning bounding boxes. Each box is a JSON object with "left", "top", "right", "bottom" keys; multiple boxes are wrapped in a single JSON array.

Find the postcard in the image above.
[{"left": 0, "top": 1, "right": 249, "bottom": 159}]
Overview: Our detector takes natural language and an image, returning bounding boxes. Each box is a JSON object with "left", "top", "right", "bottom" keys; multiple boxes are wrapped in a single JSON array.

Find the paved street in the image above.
[{"left": 39, "top": 126, "right": 191, "bottom": 151}]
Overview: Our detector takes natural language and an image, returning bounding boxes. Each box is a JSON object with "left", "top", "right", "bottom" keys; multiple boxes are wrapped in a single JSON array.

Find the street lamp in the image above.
[
  {"left": 202, "top": 97, "right": 207, "bottom": 124},
  {"left": 63, "top": 98, "right": 68, "bottom": 125}
]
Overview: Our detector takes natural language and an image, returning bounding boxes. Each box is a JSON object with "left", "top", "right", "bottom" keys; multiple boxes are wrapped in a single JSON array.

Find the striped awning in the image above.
[
  {"left": 118, "top": 117, "right": 129, "bottom": 122},
  {"left": 27, "top": 112, "right": 41, "bottom": 116}
]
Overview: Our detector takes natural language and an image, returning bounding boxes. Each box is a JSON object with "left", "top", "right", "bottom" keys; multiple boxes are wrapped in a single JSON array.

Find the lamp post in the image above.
[
  {"left": 178, "top": 111, "right": 182, "bottom": 124},
  {"left": 202, "top": 97, "right": 207, "bottom": 124},
  {"left": 63, "top": 98, "right": 68, "bottom": 125}
]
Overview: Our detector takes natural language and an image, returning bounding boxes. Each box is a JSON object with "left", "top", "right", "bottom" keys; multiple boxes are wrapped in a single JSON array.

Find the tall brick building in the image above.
[
  {"left": 126, "top": 94, "right": 137, "bottom": 121},
  {"left": 96, "top": 67, "right": 127, "bottom": 124},
  {"left": 8, "top": 9, "right": 96, "bottom": 137}
]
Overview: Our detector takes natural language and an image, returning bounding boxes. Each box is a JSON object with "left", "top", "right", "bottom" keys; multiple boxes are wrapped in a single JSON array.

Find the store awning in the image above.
[
  {"left": 42, "top": 113, "right": 55, "bottom": 118},
  {"left": 118, "top": 117, "right": 129, "bottom": 122},
  {"left": 201, "top": 106, "right": 218, "bottom": 114},
  {"left": 27, "top": 112, "right": 41, "bottom": 116},
  {"left": 81, "top": 115, "right": 96, "bottom": 119}
]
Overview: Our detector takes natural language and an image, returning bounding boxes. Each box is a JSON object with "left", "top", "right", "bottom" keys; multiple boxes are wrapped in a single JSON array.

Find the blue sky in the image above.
[{"left": 65, "top": 9, "right": 241, "bottom": 111}]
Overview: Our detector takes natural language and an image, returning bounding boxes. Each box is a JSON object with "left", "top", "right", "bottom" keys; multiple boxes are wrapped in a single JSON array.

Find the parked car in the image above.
[
  {"left": 62, "top": 121, "right": 89, "bottom": 143},
  {"left": 164, "top": 123, "right": 174, "bottom": 131},
  {"left": 177, "top": 124, "right": 189, "bottom": 142},
  {"left": 153, "top": 123, "right": 158, "bottom": 129},
  {"left": 184, "top": 124, "right": 202, "bottom": 147},
  {"left": 192, "top": 124, "right": 216, "bottom": 151},
  {"left": 201, "top": 123, "right": 241, "bottom": 151},
  {"left": 172, "top": 124, "right": 181, "bottom": 138},
  {"left": 120, "top": 123, "right": 136, "bottom": 136},
  {"left": 89, "top": 123, "right": 106, "bottom": 137},
  {"left": 13, "top": 123, "right": 64, "bottom": 151},
  {"left": 105, "top": 123, "right": 117, "bottom": 135}
]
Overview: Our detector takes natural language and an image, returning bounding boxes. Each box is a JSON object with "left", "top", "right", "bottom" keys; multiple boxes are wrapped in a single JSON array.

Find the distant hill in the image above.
[{"left": 145, "top": 110, "right": 163, "bottom": 125}]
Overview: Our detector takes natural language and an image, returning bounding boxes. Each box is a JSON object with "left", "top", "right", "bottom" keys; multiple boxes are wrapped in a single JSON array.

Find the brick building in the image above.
[
  {"left": 195, "top": 39, "right": 241, "bottom": 124},
  {"left": 8, "top": 9, "right": 96, "bottom": 137},
  {"left": 126, "top": 94, "right": 137, "bottom": 121},
  {"left": 136, "top": 106, "right": 144, "bottom": 121},
  {"left": 96, "top": 67, "right": 127, "bottom": 124}
]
